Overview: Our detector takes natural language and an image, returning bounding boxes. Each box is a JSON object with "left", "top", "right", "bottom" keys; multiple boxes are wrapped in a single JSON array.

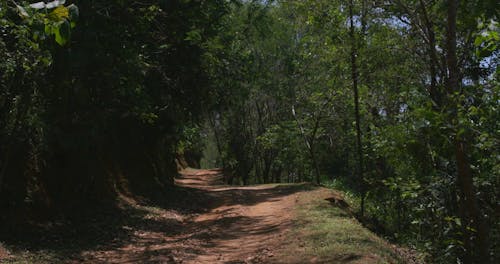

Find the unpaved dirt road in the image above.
[
  {"left": 2, "top": 169, "right": 412, "bottom": 263},
  {"left": 172, "top": 168, "right": 302, "bottom": 263},
  {"left": 172, "top": 170, "right": 304, "bottom": 263},
  {"left": 79, "top": 168, "right": 313, "bottom": 263}
]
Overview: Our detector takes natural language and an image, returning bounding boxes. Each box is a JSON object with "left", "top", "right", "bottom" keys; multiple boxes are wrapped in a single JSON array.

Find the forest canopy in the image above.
[{"left": 0, "top": 0, "right": 498, "bottom": 263}]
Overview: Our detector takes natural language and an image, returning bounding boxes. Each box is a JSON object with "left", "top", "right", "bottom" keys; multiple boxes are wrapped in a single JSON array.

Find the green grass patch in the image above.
[
  {"left": 322, "top": 179, "right": 361, "bottom": 212},
  {"left": 1, "top": 250, "right": 65, "bottom": 264},
  {"left": 279, "top": 189, "right": 404, "bottom": 264}
]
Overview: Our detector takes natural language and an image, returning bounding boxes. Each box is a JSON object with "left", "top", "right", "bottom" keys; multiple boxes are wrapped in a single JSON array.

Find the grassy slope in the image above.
[{"left": 278, "top": 188, "right": 404, "bottom": 264}]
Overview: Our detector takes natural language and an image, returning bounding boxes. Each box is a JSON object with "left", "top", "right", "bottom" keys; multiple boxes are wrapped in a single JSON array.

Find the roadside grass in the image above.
[
  {"left": 322, "top": 178, "right": 361, "bottom": 212},
  {"left": 0, "top": 250, "right": 63, "bottom": 264},
  {"left": 279, "top": 189, "right": 403, "bottom": 264}
]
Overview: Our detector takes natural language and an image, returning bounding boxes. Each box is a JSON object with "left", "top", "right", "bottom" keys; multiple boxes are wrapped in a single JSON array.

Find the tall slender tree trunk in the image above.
[
  {"left": 419, "top": 0, "right": 441, "bottom": 107},
  {"left": 291, "top": 105, "right": 321, "bottom": 184},
  {"left": 0, "top": 152, "right": 8, "bottom": 195},
  {"left": 349, "top": 0, "right": 365, "bottom": 216},
  {"left": 445, "top": 1, "right": 489, "bottom": 262},
  {"left": 208, "top": 112, "right": 231, "bottom": 183},
  {"left": 309, "top": 146, "right": 321, "bottom": 185},
  {"left": 263, "top": 158, "right": 271, "bottom": 183}
]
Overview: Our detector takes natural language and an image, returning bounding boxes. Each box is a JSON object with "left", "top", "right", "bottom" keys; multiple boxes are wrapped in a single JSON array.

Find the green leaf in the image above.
[
  {"left": 185, "top": 29, "right": 202, "bottom": 42},
  {"left": 54, "top": 20, "right": 70, "bottom": 46},
  {"left": 474, "top": 35, "right": 484, "bottom": 46},
  {"left": 49, "top": 6, "right": 69, "bottom": 21},
  {"left": 44, "top": 23, "right": 55, "bottom": 35}
]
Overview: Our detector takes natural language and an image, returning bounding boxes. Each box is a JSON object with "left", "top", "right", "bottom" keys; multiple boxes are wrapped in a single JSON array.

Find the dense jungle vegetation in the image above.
[{"left": 0, "top": 0, "right": 498, "bottom": 263}]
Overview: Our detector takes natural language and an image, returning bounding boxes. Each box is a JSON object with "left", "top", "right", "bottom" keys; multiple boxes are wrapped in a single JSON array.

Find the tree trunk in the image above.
[
  {"left": 445, "top": 1, "right": 489, "bottom": 262},
  {"left": 273, "top": 165, "right": 282, "bottom": 183},
  {"left": 454, "top": 139, "right": 481, "bottom": 263},
  {"left": 208, "top": 112, "right": 230, "bottom": 183},
  {"left": 349, "top": 0, "right": 365, "bottom": 217},
  {"left": 309, "top": 147, "right": 321, "bottom": 185},
  {"left": 265, "top": 157, "right": 274, "bottom": 183},
  {"left": 419, "top": 0, "right": 442, "bottom": 107},
  {"left": 291, "top": 105, "right": 321, "bottom": 184},
  {"left": 0, "top": 152, "right": 8, "bottom": 195}
]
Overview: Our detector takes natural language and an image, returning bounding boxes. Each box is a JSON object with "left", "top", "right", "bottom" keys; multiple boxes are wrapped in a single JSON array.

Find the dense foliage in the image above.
[
  {"left": 202, "top": 0, "right": 498, "bottom": 262},
  {"left": 1, "top": 0, "right": 498, "bottom": 263},
  {"left": 0, "top": 0, "right": 230, "bottom": 209}
]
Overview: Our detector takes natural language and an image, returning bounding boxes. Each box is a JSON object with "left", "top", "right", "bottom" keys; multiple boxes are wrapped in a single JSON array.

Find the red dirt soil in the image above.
[{"left": 80, "top": 168, "right": 310, "bottom": 263}]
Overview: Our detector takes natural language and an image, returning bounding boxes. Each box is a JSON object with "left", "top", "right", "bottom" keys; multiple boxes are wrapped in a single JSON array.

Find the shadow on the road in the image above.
[{"left": 0, "top": 169, "right": 313, "bottom": 263}]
